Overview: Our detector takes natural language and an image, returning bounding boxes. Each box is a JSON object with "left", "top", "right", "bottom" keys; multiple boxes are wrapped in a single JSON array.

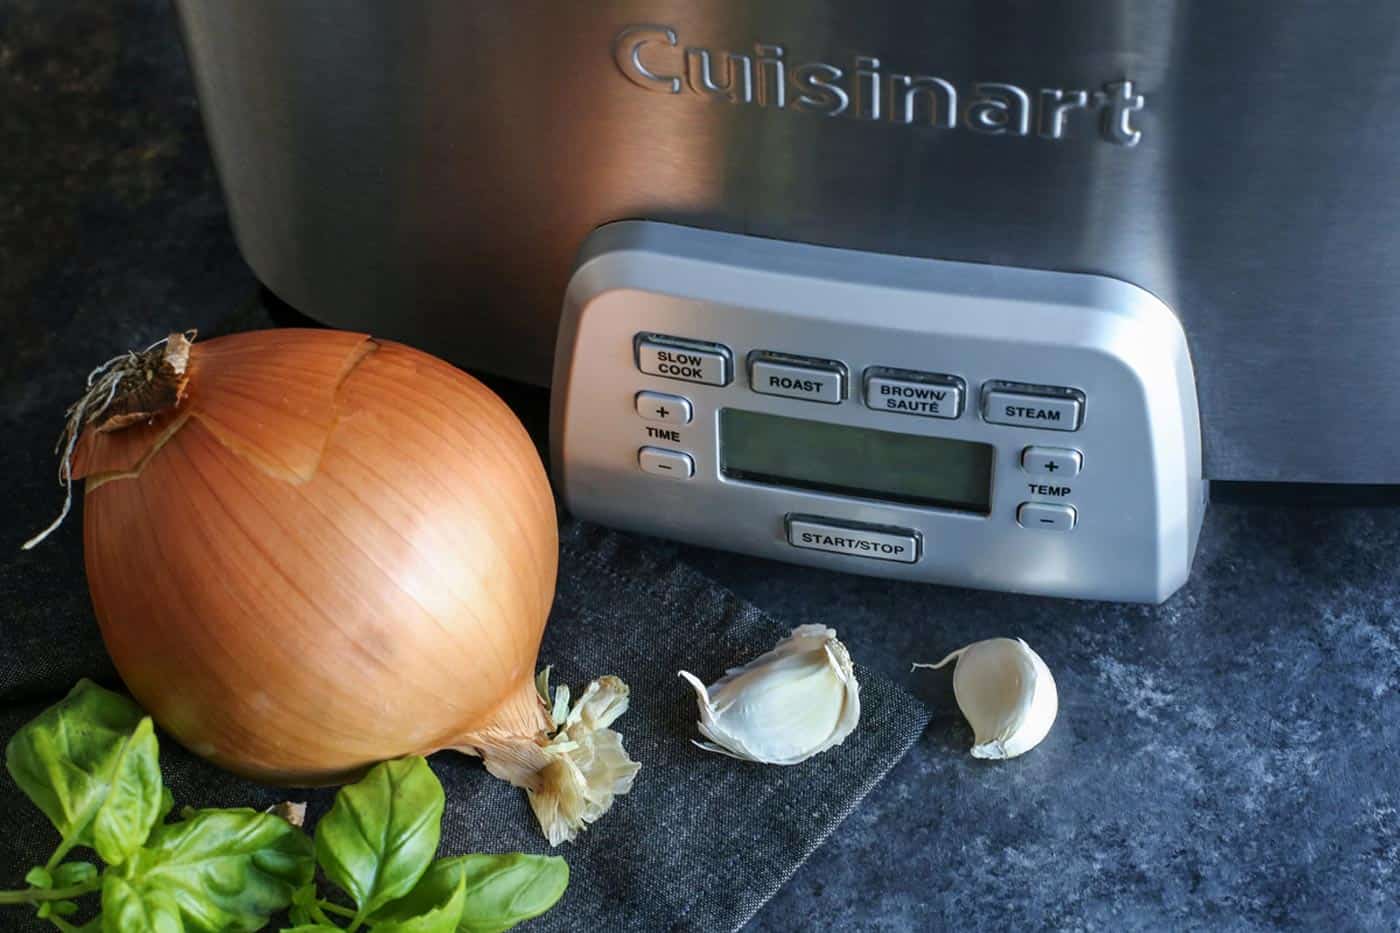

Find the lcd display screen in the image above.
[{"left": 719, "top": 409, "right": 994, "bottom": 513}]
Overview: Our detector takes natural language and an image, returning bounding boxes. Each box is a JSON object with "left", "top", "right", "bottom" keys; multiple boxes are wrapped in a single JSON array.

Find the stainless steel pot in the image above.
[{"left": 173, "top": 0, "right": 1400, "bottom": 483}]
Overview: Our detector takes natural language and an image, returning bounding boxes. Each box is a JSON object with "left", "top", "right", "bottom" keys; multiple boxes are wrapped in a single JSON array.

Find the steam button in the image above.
[{"left": 982, "top": 381, "right": 1085, "bottom": 432}]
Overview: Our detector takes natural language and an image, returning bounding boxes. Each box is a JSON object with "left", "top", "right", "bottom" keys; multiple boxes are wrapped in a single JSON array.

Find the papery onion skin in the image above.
[{"left": 73, "top": 329, "right": 557, "bottom": 785}]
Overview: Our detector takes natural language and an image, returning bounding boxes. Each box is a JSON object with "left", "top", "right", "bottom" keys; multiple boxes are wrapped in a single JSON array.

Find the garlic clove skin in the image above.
[
  {"left": 529, "top": 675, "right": 640, "bottom": 847},
  {"left": 680, "top": 624, "right": 861, "bottom": 766},
  {"left": 916, "top": 638, "right": 1057, "bottom": 760}
]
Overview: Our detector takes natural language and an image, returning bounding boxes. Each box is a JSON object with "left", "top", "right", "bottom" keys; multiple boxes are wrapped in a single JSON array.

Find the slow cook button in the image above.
[
  {"left": 981, "top": 381, "right": 1085, "bottom": 432},
  {"left": 636, "top": 334, "right": 732, "bottom": 386},
  {"left": 863, "top": 367, "right": 964, "bottom": 419},
  {"left": 785, "top": 515, "right": 920, "bottom": 564},
  {"left": 749, "top": 352, "right": 846, "bottom": 404}
]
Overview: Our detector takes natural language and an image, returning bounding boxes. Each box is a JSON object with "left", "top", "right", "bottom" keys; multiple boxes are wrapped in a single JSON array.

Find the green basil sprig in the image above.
[
  {"left": 1, "top": 681, "right": 568, "bottom": 933},
  {"left": 297, "top": 757, "right": 567, "bottom": 933}
]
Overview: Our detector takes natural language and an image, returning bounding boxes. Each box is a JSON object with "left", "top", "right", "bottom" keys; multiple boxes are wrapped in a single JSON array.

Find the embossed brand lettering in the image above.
[{"left": 613, "top": 25, "right": 1145, "bottom": 146}]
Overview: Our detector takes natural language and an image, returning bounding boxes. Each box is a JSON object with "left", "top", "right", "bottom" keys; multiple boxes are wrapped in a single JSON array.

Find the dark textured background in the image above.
[{"left": 2, "top": 1, "right": 1399, "bottom": 930}]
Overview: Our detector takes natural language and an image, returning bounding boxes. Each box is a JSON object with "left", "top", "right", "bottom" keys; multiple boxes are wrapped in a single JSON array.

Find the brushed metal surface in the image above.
[{"left": 172, "top": 0, "right": 1400, "bottom": 482}]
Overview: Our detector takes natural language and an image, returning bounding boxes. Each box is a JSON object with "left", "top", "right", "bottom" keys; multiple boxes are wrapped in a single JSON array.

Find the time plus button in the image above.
[{"left": 635, "top": 391, "right": 693, "bottom": 425}]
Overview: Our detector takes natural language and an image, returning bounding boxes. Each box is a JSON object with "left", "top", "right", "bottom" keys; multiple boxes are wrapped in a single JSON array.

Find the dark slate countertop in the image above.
[{"left": 3, "top": 2, "right": 1398, "bottom": 930}]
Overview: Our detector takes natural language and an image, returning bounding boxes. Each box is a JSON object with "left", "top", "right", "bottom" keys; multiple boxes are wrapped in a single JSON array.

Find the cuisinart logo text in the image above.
[{"left": 613, "top": 24, "right": 1145, "bottom": 146}]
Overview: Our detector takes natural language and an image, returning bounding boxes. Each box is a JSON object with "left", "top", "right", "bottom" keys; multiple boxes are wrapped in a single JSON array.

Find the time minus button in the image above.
[{"left": 639, "top": 447, "right": 694, "bottom": 479}]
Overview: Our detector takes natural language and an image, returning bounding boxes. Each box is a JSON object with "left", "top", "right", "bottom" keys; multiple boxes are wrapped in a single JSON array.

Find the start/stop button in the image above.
[{"left": 785, "top": 514, "right": 921, "bottom": 564}]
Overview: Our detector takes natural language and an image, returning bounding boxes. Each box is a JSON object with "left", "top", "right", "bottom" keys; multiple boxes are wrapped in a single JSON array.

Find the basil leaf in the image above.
[
  {"left": 314, "top": 757, "right": 444, "bottom": 915},
  {"left": 112, "top": 807, "right": 314, "bottom": 933},
  {"left": 367, "top": 870, "right": 465, "bottom": 933},
  {"left": 280, "top": 926, "right": 343, "bottom": 932},
  {"left": 455, "top": 854, "right": 568, "bottom": 933},
  {"left": 53, "top": 861, "right": 99, "bottom": 887},
  {"left": 93, "top": 717, "right": 163, "bottom": 865},
  {"left": 5, "top": 680, "right": 147, "bottom": 849},
  {"left": 25, "top": 866, "right": 52, "bottom": 888},
  {"left": 371, "top": 854, "right": 567, "bottom": 933},
  {"left": 102, "top": 873, "right": 183, "bottom": 933}
]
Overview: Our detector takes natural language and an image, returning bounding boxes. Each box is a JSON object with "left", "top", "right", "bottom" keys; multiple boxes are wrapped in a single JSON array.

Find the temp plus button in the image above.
[
  {"left": 785, "top": 515, "right": 920, "bottom": 564},
  {"left": 1022, "top": 446, "right": 1083, "bottom": 476}
]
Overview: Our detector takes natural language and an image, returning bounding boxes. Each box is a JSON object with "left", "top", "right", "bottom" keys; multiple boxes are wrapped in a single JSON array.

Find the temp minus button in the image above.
[{"left": 785, "top": 515, "right": 921, "bottom": 564}]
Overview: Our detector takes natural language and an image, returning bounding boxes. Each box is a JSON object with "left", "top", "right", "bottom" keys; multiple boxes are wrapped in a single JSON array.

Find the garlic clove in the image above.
[
  {"left": 914, "top": 637, "right": 1057, "bottom": 760},
  {"left": 679, "top": 624, "right": 861, "bottom": 766}
]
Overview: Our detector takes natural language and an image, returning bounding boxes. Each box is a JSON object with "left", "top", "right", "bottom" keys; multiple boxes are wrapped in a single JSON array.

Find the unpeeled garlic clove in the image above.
[
  {"left": 679, "top": 625, "right": 861, "bottom": 765},
  {"left": 914, "top": 638, "right": 1057, "bottom": 760}
]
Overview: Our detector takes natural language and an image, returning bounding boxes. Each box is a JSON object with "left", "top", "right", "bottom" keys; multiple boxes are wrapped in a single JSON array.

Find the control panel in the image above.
[{"left": 551, "top": 222, "right": 1205, "bottom": 603}]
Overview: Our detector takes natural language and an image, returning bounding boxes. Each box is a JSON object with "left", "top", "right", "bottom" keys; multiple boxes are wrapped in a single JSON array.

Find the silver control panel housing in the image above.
[{"left": 551, "top": 222, "right": 1205, "bottom": 603}]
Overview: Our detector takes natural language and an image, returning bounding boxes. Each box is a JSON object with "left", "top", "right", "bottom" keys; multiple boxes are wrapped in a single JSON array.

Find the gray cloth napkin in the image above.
[{"left": 0, "top": 520, "right": 929, "bottom": 932}]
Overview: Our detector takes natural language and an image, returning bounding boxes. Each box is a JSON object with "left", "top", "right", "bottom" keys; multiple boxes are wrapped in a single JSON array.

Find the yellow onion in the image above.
[{"left": 56, "top": 329, "right": 635, "bottom": 843}]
